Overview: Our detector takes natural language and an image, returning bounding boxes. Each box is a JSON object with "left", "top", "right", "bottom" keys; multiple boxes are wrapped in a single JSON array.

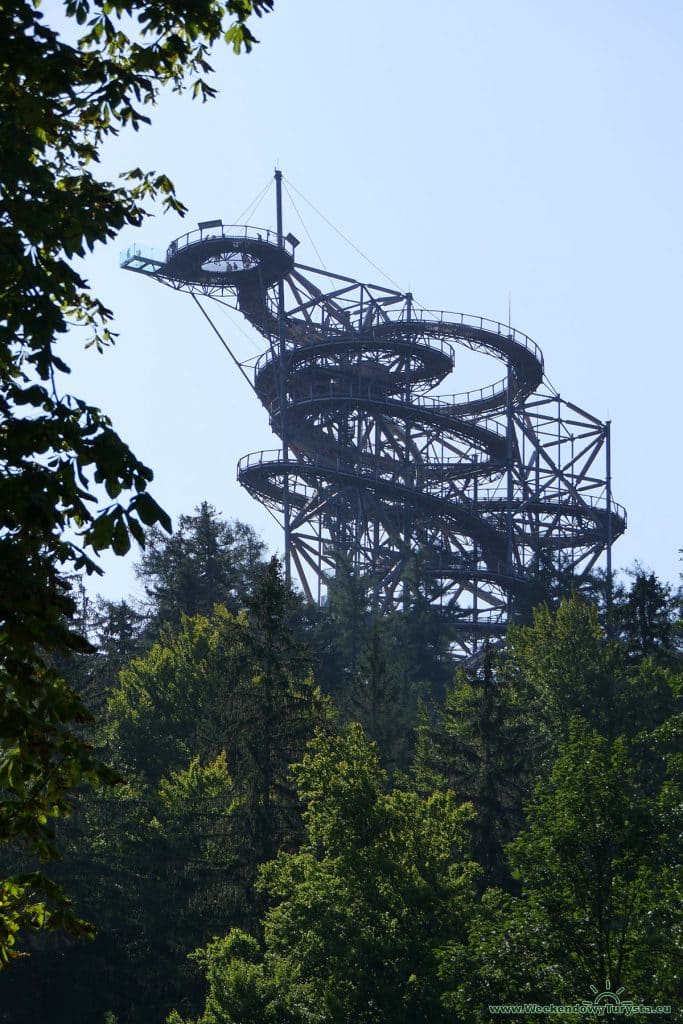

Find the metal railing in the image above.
[
  {"left": 237, "top": 449, "right": 626, "bottom": 525},
  {"left": 119, "top": 243, "right": 167, "bottom": 267},
  {"left": 238, "top": 450, "right": 486, "bottom": 508},
  {"left": 266, "top": 384, "right": 509, "bottom": 441},
  {"left": 464, "top": 486, "right": 627, "bottom": 520},
  {"left": 250, "top": 314, "right": 542, "bottom": 396},
  {"left": 360, "top": 309, "right": 542, "bottom": 364},
  {"left": 434, "top": 376, "right": 508, "bottom": 408},
  {"left": 166, "top": 223, "right": 296, "bottom": 261},
  {"left": 412, "top": 311, "right": 544, "bottom": 366},
  {"left": 252, "top": 333, "right": 455, "bottom": 380}
]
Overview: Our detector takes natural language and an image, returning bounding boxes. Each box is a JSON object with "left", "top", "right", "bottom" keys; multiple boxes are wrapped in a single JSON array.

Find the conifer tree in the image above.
[
  {"left": 314, "top": 557, "right": 453, "bottom": 769},
  {"left": 613, "top": 569, "right": 681, "bottom": 664},
  {"left": 414, "top": 649, "right": 533, "bottom": 889},
  {"left": 234, "top": 558, "right": 330, "bottom": 871},
  {"left": 136, "top": 503, "right": 267, "bottom": 640}
]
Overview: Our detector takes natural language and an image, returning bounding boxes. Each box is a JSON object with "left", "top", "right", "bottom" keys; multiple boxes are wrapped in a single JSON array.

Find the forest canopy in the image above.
[{"left": 1, "top": 503, "right": 680, "bottom": 1022}]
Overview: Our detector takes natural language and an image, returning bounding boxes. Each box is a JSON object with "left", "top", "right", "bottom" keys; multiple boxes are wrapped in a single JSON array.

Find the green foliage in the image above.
[
  {"left": 87, "top": 598, "right": 147, "bottom": 709},
  {"left": 136, "top": 503, "right": 268, "bottom": 640},
  {"left": 503, "top": 593, "right": 681, "bottom": 770},
  {"left": 0, "top": 872, "right": 93, "bottom": 969},
  {"left": 447, "top": 718, "right": 681, "bottom": 1018},
  {"left": 613, "top": 569, "right": 681, "bottom": 664},
  {"left": 4, "top": 542, "right": 680, "bottom": 1020},
  {"left": 414, "top": 651, "right": 534, "bottom": 889},
  {"left": 0, "top": 566, "right": 322, "bottom": 1021},
  {"left": 315, "top": 561, "right": 372, "bottom": 695},
  {"left": 396, "top": 550, "right": 460, "bottom": 699},
  {"left": 106, "top": 607, "right": 247, "bottom": 781},
  {"left": 183, "top": 724, "right": 479, "bottom": 1024},
  {"left": 503, "top": 595, "right": 620, "bottom": 754},
  {"left": 314, "top": 562, "right": 454, "bottom": 770},
  {"left": 155, "top": 750, "right": 239, "bottom": 906},
  {"left": 106, "top": 563, "right": 326, "bottom": 868},
  {"left": 170, "top": 931, "right": 270, "bottom": 1024},
  {"left": 54, "top": 565, "right": 326, "bottom": 1021},
  {"left": 1, "top": 0, "right": 274, "bottom": 961}
]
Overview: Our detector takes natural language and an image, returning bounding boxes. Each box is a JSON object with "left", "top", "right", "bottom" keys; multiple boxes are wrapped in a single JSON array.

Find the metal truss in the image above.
[{"left": 122, "top": 207, "right": 626, "bottom": 657}]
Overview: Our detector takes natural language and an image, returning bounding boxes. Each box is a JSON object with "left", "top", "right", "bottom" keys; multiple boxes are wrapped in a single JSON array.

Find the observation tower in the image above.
[{"left": 121, "top": 172, "right": 626, "bottom": 658}]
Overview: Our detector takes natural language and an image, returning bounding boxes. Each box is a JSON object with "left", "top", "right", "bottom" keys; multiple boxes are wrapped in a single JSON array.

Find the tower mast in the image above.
[{"left": 274, "top": 168, "right": 291, "bottom": 583}]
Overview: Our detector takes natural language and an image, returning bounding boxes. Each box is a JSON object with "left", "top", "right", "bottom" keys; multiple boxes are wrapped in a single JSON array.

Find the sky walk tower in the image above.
[{"left": 122, "top": 173, "right": 625, "bottom": 657}]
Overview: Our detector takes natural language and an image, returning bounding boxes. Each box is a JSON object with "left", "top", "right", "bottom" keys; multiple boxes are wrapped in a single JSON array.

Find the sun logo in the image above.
[{"left": 579, "top": 981, "right": 635, "bottom": 1011}]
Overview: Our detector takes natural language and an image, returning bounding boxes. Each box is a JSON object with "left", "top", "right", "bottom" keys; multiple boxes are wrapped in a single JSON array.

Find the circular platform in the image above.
[{"left": 162, "top": 224, "right": 295, "bottom": 290}]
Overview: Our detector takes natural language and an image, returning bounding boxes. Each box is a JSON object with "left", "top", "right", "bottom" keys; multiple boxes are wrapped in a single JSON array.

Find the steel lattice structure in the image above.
[{"left": 122, "top": 190, "right": 626, "bottom": 657}]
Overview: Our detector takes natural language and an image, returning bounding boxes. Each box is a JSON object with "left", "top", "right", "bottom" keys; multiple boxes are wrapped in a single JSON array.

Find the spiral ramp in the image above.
[{"left": 121, "top": 221, "right": 626, "bottom": 656}]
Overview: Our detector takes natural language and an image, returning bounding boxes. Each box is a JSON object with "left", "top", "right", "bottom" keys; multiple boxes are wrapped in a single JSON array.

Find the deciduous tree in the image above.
[
  {"left": 1, "top": 0, "right": 274, "bottom": 963},
  {"left": 447, "top": 718, "right": 681, "bottom": 1018},
  {"left": 176, "top": 724, "right": 479, "bottom": 1024}
]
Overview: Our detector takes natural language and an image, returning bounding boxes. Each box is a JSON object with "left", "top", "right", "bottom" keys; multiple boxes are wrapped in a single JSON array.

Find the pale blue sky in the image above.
[{"left": 59, "top": 0, "right": 683, "bottom": 601}]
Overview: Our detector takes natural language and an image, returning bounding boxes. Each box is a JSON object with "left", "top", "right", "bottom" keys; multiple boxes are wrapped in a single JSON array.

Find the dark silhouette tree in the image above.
[
  {"left": 1, "top": 0, "right": 275, "bottom": 959},
  {"left": 414, "top": 649, "right": 534, "bottom": 889},
  {"left": 613, "top": 569, "right": 680, "bottom": 664},
  {"left": 135, "top": 502, "right": 267, "bottom": 639}
]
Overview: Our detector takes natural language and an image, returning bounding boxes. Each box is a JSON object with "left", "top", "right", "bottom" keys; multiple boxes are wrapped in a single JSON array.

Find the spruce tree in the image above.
[
  {"left": 414, "top": 649, "right": 533, "bottom": 889},
  {"left": 136, "top": 503, "right": 267, "bottom": 641},
  {"left": 613, "top": 569, "right": 681, "bottom": 665}
]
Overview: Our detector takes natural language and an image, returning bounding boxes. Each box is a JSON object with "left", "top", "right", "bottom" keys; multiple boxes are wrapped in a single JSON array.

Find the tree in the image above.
[
  {"left": 0, "top": 747, "right": 242, "bottom": 1024},
  {"left": 103, "top": 561, "right": 326, "bottom": 944},
  {"left": 414, "top": 650, "right": 534, "bottom": 889},
  {"left": 313, "top": 558, "right": 371, "bottom": 701},
  {"left": 0, "top": 565, "right": 325, "bottom": 1023},
  {"left": 613, "top": 569, "right": 681, "bottom": 665},
  {"left": 313, "top": 557, "right": 452, "bottom": 770},
  {"left": 502, "top": 594, "right": 680, "bottom": 783},
  {"left": 106, "top": 564, "right": 324, "bottom": 816},
  {"left": 447, "top": 718, "right": 681, "bottom": 1019},
  {"left": 1, "top": 0, "right": 274, "bottom": 963},
  {"left": 235, "top": 559, "right": 329, "bottom": 870},
  {"left": 346, "top": 619, "right": 417, "bottom": 770},
  {"left": 176, "top": 724, "right": 479, "bottom": 1024},
  {"left": 88, "top": 597, "right": 147, "bottom": 705},
  {"left": 502, "top": 595, "right": 620, "bottom": 757},
  {"left": 136, "top": 503, "right": 268, "bottom": 641}
]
